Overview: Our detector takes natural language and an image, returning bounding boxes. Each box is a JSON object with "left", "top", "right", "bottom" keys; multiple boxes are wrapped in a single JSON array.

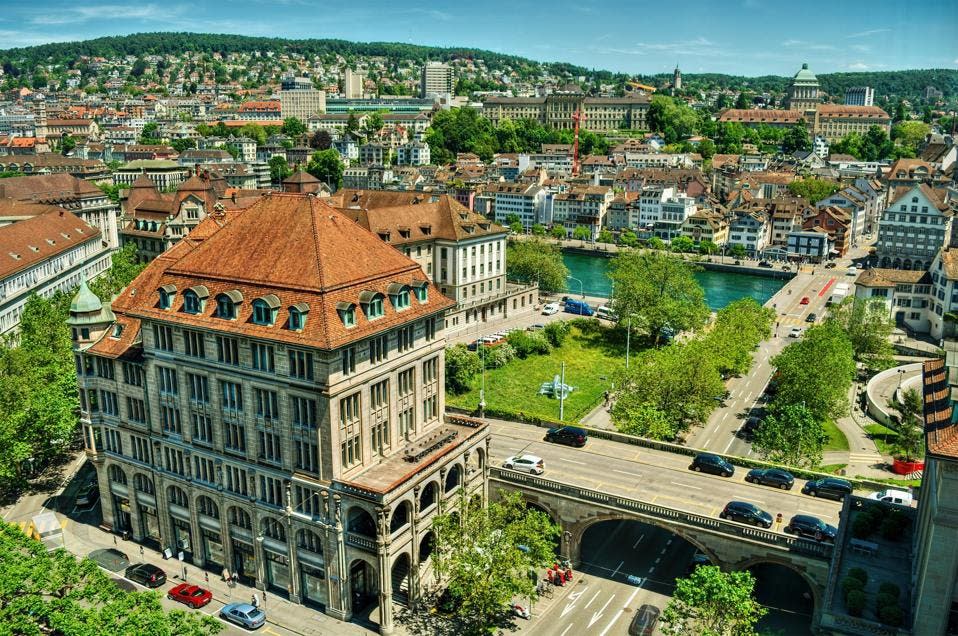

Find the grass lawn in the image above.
[
  {"left": 822, "top": 419, "right": 850, "bottom": 453},
  {"left": 446, "top": 325, "right": 627, "bottom": 423},
  {"left": 865, "top": 423, "right": 899, "bottom": 456},
  {"left": 816, "top": 463, "right": 848, "bottom": 475},
  {"left": 855, "top": 475, "right": 922, "bottom": 489}
]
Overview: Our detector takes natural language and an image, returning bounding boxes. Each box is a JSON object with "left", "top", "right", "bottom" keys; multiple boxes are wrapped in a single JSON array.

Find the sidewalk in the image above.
[{"left": 61, "top": 516, "right": 371, "bottom": 636}]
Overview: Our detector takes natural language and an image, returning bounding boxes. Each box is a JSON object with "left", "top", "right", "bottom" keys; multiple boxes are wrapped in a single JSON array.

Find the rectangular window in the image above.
[
  {"left": 157, "top": 366, "right": 178, "bottom": 395},
  {"left": 224, "top": 421, "right": 247, "bottom": 454},
  {"left": 398, "top": 406, "right": 415, "bottom": 440},
  {"left": 369, "top": 334, "right": 389, "bottom": 364},
  {"left": 371, "top": 379, "right": 390, "bottom": 455},
  {"left": 342, "top": 346, "right": 356, "bottom": 376},
  {"left": 225, "top": 465, "right": 249, "bottom": 496},
  {"left": 104, "top": 428, "right": 123, "bottom": 454},
  {"left": 122, "top": 362, "right": 143, "bottom": 386},
  {"left": 424, "top": 317, "right": 436, "bottom": 342},
  {"left": 193, "top": 455, "right": 216, "bottom": 485},
  {"left": 294, "top": 439, "right": 319, "bottom": 474},
  {"left": 291, "top": 395, "right": 318, "bottom": 430},
  {"left": 153, "top": 324, "right": 174, "bottom": 352},
  {"left": 251, "top": 342, "right": 275, "bottom": 373},
  {"left": 183, "top": 329, "right": 206, "bottom": 358},
  {"left": 160, "top": 405, "right": 181, "bottom": 434},
  {"left": 423, "top": 395, "right": 439, "bottom": 423},
  {"left": 423, "top": 357, "right": 439, "bottom": 383},
  {"left": 100, "top": 390, "right": 119, "bottom": 416},
  {"left": 398, "top": 368, "right": 415, "bottom": 396},
  {"left": 131, "top": 435, "right": 151, "bottom": 463},
  {"left": 288, "top": 349, "right": 314, "bottom": 381},
  {"left": 255, "top": 388, "right": 279, "bottom": 420},
  {"left": 163, "top": 446, "right": 186, "bottom": 475},
  {"left": 294, "top": 485, "right": 320, "bottom": 515},
  {"left": 191, "top": 412, "right": 213, "bottom": 445},
  {"left": 187, "top": 373, "right": 210, "bottom": 403},
  {"left": 259, "top": 475, "right": 284, "bottom": 506},
  {"left": 397, "top": 324, "right": 415, "bottom": 353},
  {"left": 258, "top": 430, "right": 282, "bottom": 464},
  {"left": 126, "top": 397, "right": 147, "bottom": 424},
  {"left": 216, "top": 336, "right": 240, "bottom": 365},
  {"left": 220, "top": 381, "right": 243, "bottom": 411},
  {"left": 339, "top": 393, "right": 362, "bottom": 468},
  {"left": 95, "top": 358, "right": 115, "bottom": 379}
]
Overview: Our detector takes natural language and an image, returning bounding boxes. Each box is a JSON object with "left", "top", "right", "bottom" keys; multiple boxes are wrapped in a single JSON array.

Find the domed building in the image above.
[{"left": 787, "top": 63, "right": 821, "bottom": 113}]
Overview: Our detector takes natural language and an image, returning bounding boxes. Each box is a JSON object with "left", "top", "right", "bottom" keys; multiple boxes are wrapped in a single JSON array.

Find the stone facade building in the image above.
[
  {"left": 72, "top": 193, "right": 489, "bottom": 633},
  {"left": 483, "top": 93, "right": 650, "bottom": 132}
]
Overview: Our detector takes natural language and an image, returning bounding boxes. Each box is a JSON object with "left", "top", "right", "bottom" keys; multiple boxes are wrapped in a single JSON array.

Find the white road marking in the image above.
[
  {"left": 598, "top": 587, "right": 642, "bottom": 636},
  {"left": 654, "top": 557, "right": 661, "bottom": 564},
  {"left": 561, "top": 602, "right": 577, "bottom": 618},
  {"left": 671, "top": 481, "right": 702, "bottom": 490},
  {"left": 584, "top": 590, "right": 601, "bottom": 609},
  {"left": 659, "top": 547, "right": 667, "bottom": 555},
  {"left": 559, "top": 624, "right": 573, "bottom": 636},
  {"left": 610, "top": 560, "right": 624, "bottom": 578},
  {"left": 559, "top": 458, "right": 587, "bottom": 465},
  {"left": 647, "top": 566, "right": 655, "bottom": 574},
  {"left": 722, "top": 435, "right": 737, "bottom": 454},
  {"left": 568, "top": 590, "right": 584, "bottom": 602},
  {"left": 613, "top": 469, "right": 642, "bottom": 478},
  {"left": 703, "top": 437, "right": 713, "bottom": 447},
  {"left": 666, "top": 538, "right": 673, "bottom": 546},
  {"left": 632, "top": 533, "right": 645, "bottom": 549},
  {"left": 588, "top": 594, "right": 616, "bottom": 628}
]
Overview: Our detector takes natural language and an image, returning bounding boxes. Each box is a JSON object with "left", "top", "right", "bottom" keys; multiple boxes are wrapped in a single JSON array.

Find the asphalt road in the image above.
[
  {"left": 688, "top": 269, "right": 845, "bottom": 457},
  {"left": 489, "top": 419, "right": 845, "bottom": 528}
]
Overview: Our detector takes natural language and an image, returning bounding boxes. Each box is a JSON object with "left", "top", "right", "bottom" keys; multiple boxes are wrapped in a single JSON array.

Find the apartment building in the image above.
[
  {"left": 727, "top": 210, "right": 770, "bottom": 257},
  {"left": 329, "top": 190, "right": 537, "bottom": 335},
  {"left": 844, "top": 86, "right": 875, "bottom": 107},
  {"left": 485, "top": 182, "right": 547, "bottom": 229},
  {"left": 421, "top": 62, "right": 453, "bottom": 98},
  {"left": 875, "top": 184, "right": 952, "bottom": 271},
  {"left": 812, "top": 105, "right": 891, "bottom": 143},
  {"left": 680, "top": 210, "right": 729, "bottom": 245},
  {"left": 72, "top": 193, "right": 489, "bottom": 634},
  {"left": 0, "top": 203, "right": 111, "bottom": 337},
  {"left": 552, "top": 186, "right": 613, "bottom": 239}
]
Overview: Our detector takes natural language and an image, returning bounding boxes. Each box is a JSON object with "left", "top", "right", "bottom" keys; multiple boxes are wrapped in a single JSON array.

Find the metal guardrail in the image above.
[{"left": 490, "top": 467, "right": 834, "bottom": 561}]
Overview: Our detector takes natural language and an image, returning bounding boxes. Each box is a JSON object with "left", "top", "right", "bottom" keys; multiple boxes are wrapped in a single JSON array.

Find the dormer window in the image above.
[
  {"left": 111, "top": 324, "right": 123, "bottom": 338},
  {"left": 289, "top": 302, "right": 309, "bottom": 330},
  {"left": 399, "top": 227, "right": 411, "bottom": 239},
  {"left": 158, "top": 284, "right": 176, "bottom": 310},
  {"left": 388, "top": 283, "right": 411, "bottom": 311},
  {"left": 183, "top": 285, "right": 208, "bottom": 314},
  {"left": 252, "top": 294, "right": 280, "bottom": 326},
  {"left": 412, "top": 281, "right": 429, "bottom": 303},
  {"left": 216, "top": 290, "right": 243, "bottom": 320},
  {"left": 378, "top": 231, "right": 391, "bottom": 242},
  {"left": 335, "top": 302, "right": 355, "bottom": 328},
  {"left": 359, "top": 291, "right": 385, "bottom": 320}
]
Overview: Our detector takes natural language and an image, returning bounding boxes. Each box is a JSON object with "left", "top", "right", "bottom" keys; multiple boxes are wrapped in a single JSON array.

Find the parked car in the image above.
[
  {"left": 800, "top": 296, "right": 810, "bottom": 305},
  {"left": 847, "top": 266, "right": 858, "bottom": 276},
  {"left": 758, "top": 261, "right": 773, "bottom": 268},
  {"left": 542, "top": 302, "right": 560, "bottom": 316},
  {"left": 528, "top": 323, "right": 546, "bottom": 331},
  {"left": 220, "top": 603, "right": 266, "bottom": 630},
  {"left": 124, "top": 563, "right": 166, "bottom": 588},
  {"left": 596, "top": 305, "right": 618, "bottom": 321},
  {"left": 825, "top": 262, "right": 837, "bottom": 269},
  {"left": 805, "top": 312, "right": 818, "bottom": 323},
  {"left": 502, "top": 454, "right": 545, "bottom": 475},
  {"left": 628, "top": 604, "right": 661, "bottom": 636},
  {"left": 802, "top": 477, "right": 853, "bottom": 501},
  {"left": 720, "top": 501, "right": 773, "bottom": 528},
  {"left": 867, "top": 489, "right": 913, "bottom": 506},
  {"left": 75, "top": 483, "right": 100, "bottom": 508},
  {"left": 545, "top": 426, "right": 588, "bottom": 447},
  {"left": 788, "top": 327, "right": 803, "bottom": 338},
  {"left": 785, "top": 514, "right": 838, "bottom": 542},
  {"left": 563, "top": 298, "right": 594, "bottom": 316},
  {"left": 745, "top": 468, "right": 794, "bottom": 490},
  {"left": 689, "top": 453, "right": 734, "bottom": 477},
  {"left": 167, "top": 583, "right": 213, "bottom": 608}
]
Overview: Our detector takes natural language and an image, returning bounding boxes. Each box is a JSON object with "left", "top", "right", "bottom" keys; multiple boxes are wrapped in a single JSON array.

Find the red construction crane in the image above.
[{"left": 571, "top": 108, "right": 585, "bottom": 177}]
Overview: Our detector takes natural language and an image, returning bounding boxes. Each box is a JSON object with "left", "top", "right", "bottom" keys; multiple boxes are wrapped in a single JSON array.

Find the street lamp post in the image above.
[
  {"left": 568, "top": 276, "right": 585, "bottom": 300},
  {"left": 479, "top": 342, "right": 486, "bottom": 418}
]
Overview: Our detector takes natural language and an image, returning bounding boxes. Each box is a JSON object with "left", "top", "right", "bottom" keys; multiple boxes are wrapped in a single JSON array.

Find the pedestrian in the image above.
[
  {"left": 252, "top": 593, "right": 260, "bottom": 608},
  {"left": 222, "top": 568, "right": 231, "bottom": 585},
  {"left": 204, "top": 572, "right": 209, "bottom": 585}
]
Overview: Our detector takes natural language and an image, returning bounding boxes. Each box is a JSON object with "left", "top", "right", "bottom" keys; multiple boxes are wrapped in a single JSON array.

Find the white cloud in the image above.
[
  {"left": 848, "top": 62, "right": 871, "bottom": 70},
  {"left": 846, "top": 28, "right": 890, "bottom": 39},
  {"left": 849, "top": 44, "right": 871, "bottom": 53},
  {"left": 30, "top": 4, "right": 186, "bottom": 25}
]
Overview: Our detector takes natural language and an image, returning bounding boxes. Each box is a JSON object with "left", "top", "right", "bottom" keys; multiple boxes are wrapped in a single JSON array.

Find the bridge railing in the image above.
[{"left": 491, "top": 467, "right": 834, "bottom": 560}]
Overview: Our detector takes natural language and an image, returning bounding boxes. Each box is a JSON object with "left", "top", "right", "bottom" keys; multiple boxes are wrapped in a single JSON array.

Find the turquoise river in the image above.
[{"left": 562, "top": 252, "right": 786, "bottom": 310}]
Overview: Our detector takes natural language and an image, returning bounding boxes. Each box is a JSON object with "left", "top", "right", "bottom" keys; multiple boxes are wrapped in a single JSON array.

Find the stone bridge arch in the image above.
[{"left": 731, "top": 553, "right": 826, "bottom": 622}]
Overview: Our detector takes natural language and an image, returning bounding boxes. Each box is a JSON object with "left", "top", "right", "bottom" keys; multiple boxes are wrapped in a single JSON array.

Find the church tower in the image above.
[{"left": 673, "top": 65, "right": 682, "bottom": 93}]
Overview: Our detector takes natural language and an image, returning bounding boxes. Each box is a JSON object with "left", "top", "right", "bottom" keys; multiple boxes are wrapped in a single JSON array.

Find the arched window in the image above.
[
  {"left": 158, "top": 284, "right": 176, "bottom": 310},
  {"left": 335, "top": 302, "right": 355, "bottom": 328},
  {"left": 359, "top": 291, "right": 385, "bottom": 320},
  {"left": 289, "top": 303, "right": 309, "bottom": 330},
  {"left": 252, "top": 295, "right": 280, "bottom": 326},
  {"left": 297, "top": 528, "right": 323, "bottom": 554},
  {"left": 216, "top": 290, "right": 243, "bottom": 320},
  {"left": 196, "top": 496, "right": 219, "bottom": 518},
  {"left": 261, "top": 517, "right": 286, "bottom": 542},
  {"left": 413, "top": 281, "right": 428, "bottom": 303},
  {"left": 168, "top": 485, "right": 189, "bottom": 508},
  {"left": 134, "top": 473, "right": 154, "bottom": 495},
  {"left": 108, "top": 464, "right": 127, "bottom": 485},
  {"left": 388, "top": 283, "right": 411, "bottom": 311},
  {"left": 183, "top": 286, "right": 208, "bottom": 314},
  {"left": 228, "top": 507, "right": 252, "bottom": 530}
]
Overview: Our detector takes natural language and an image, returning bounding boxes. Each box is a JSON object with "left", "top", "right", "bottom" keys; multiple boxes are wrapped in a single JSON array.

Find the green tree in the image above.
[
  {"left": 597, "top": 229, "right": 614, "bottom": 244},
  {"left": 697, "top": 138, "right": 716, "bottom": 160},
  {"left": 361, "top": 112, "right": 384, "bottom": 140},
  {"left": 782, "top": 121, "right": 811, "bottom": 154},
  {"left": 825, "top": 297, "right": 895, "bottom": 371},
  {"left": 609, "top": 251, "right": 710, "bottom": 346},
  {"left": 531, "top": 223, "right": 546, "bottom": 236},
  {"left": 444, "top": 344, "right": 482, "bottom": 394},
  {"left": 647, "top": 236, "right": 666, "bottom": 251},
  {"left": 550, "top": 225, "right": 567, "bottom": 240},
  {"left": 281, "top": 116, "right": 306, "bottom": 136},
  {"left": 752, "top": 404, "right": 828, "bottom": 467},
  {"left": 698, "top": 239, "right": 718, "bottom": 255},
  {"left": 171, "top": 138, "right": 196, "bottom": 153},
  {"left": 670, "top": 236, "right": 695, "bottom": 253},
  {"left": 729, "top": 244, "right": 747, "bottom": 259},
  {"left": 891, "top": 121, "right": 931, "bottom": 156},
  {"left": 572, "top": 225, "right": 592, "bottom": 242},
  {"left": 0, "top": 521, "right": 222, "bottom": 634},
  {"left": 770, "top": 322, "right": 856, "bottom": 422},
  {"left": 345, "top": 111, "right": 361, "bottom": 139},
  {"left": 701, "top": 298, "right": 774, "bottom": 377},
  {"left": 431, "top": 490, "right": 560, "bottom": 635},
  {"left": 662, "top": 566, "right": 765, "bottom": 636},
  {"left": 139, "top": 122, "right": 159, "bottom": 144},
  {"left": 506, "top": 238, "right": 570, "bottom": 293},
  {"left": 96, "top": 182, "right": 122, "bottom": 204},
  {"left": 89, "top": 243, "right": 147, "bottom": 301},
  {"left": 509, "top": 221, "right": 523, "bottom": 234},
  {"left": 309, "top": 129, "right": 333, "bottom": 150},
  {"left": 894, "top": 100, "right": 908, "bottom": 123},
  {"left": 305, "top": 149, "right": 344, "bottom": 190},
  {"left": 619, "top": 230, "right": 639, "bottom": 248},
  {"left": 238, "top": 123, "right": 267, "bottom": 146},
  {"left": 60, "top": 134, "right": 77, "bottom": 155},
  {"left": 893, "top": 387, "right": 924, "bottom": 461},
  {"left": 787, "top": 177, "right": 841, "bottom": 202},
  {"left": 268, "top": 155, "right": 293, "bottom": 184},
  {"left": 505, "top": 214, "right": 521, "bottom": 226}
]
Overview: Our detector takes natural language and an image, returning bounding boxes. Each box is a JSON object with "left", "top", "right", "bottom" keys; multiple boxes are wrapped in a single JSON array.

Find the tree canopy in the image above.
[
  {"left": 506, "top": 238, "right": 570, "bottom": 293},
  {"left": 787, "top": 177, "right": 841, "bottom": 202},
  {"left": 662, "top": 566, "right": 765, "bottom": 636},
  {"left": 825, "top": 297, "right": 895, "bottom": 371},
  {"left": 305, "top": 149, "right": 344, "bottom": 189},
  {"left": 752, "top": 403, "right": 828, "bottom": 468}
]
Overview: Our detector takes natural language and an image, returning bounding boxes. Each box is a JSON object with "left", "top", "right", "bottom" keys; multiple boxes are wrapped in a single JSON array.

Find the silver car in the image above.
[
  {"left": 221, "top": 603, "right": 266, "bottom": 630},
  {"left": 502, "top": 454, "right": 545, "bottom": 475}
]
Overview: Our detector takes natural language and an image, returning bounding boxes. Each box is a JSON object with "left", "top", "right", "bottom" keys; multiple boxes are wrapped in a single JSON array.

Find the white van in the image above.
[
  {"left": 846, "top": 266, "right": 858, "bottom": 276},
  {"left": 867, "top": 489, "right": 913, "bottom": 506},
  {"left": 596, "top": 306, "right": 618, "bottom": 321}
]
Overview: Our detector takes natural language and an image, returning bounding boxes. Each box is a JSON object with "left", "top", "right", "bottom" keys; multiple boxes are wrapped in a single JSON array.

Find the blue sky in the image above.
[{"left": 2, "top": 0, "right": 956, "bottom": 76}]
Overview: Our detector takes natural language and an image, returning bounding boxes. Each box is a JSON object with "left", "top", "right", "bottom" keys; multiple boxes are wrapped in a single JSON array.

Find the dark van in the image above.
[
  {"left": 544, "top": 426, "right": 588, "bottom": 447},
  {"left": 563, "top": 299, "right": 594, "bottom": 316}
]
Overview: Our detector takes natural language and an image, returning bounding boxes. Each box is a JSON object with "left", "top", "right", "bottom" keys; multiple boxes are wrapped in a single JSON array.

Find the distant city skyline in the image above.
[{"left": 2, "top": 0, "right": 957, "bottom": 77}]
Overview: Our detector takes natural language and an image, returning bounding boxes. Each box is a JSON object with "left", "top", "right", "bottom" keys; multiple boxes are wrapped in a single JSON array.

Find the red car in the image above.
[
  {"left": 167, "top": 583, "right": 213, "bottom": 608},
  {"left": 800, "top": 296, "right": 810, "bottom": 305}
]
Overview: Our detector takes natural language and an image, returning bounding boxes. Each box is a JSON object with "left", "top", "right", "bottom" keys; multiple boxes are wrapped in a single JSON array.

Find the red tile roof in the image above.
[
  {"left": 0, "top": 207, "right": 100, "bottom": 279},
  {"left": 923, "top": 358, "right": 958, "bottom": 459}
]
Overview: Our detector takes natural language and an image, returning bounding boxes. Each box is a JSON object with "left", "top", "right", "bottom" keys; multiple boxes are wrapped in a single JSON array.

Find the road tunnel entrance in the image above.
[{"left": 747, "top": 562, "right": 815, "bottom": 636}]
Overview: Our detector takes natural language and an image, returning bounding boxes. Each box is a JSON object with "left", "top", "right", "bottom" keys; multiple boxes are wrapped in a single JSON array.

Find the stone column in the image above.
[
  {"left": 409, "top": 486, "right": 421, "bottom": 604},
  {"left": 251, "top": 508, "right": 267, "bottom": 591},
  {"left": 376, "top": 506, "right": 394, "bottom": 635},
  {"left": 324, "top": 493, "right": 349, "bottom": 621},
  {"left": 285, "top": 484, "right": 302, "bottom": 603}
]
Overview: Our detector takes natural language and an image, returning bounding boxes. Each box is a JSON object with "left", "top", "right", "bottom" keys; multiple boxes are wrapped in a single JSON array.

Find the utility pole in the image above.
[{"left": 559, "top": 361, "right": 566, "bottom": 421}]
